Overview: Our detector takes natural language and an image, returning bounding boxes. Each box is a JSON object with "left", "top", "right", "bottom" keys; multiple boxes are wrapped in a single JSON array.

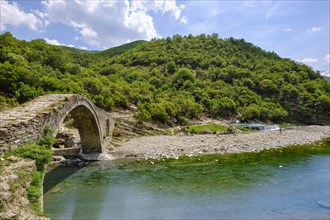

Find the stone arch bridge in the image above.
[{"left": 0, "top": 94, "right": 114, "bottom": 160}]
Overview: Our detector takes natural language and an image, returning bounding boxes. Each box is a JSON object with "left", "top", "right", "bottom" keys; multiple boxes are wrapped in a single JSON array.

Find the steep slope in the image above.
[
  {"left": 98, "top": 34, "right": 330, "bottom": 124},
  {"left": 0, "top": 32, "right": 329, "bottom": 125}
]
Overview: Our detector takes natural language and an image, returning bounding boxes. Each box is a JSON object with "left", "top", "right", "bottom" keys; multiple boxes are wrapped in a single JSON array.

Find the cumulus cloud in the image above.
[
  {"left": 320, "top": 70, "right": 330, "bottom": 77},
  {"left": 308, "top": 26, "right": 321, "bottom": 32},
  {"left": 44, "top": 38, "right": 74, "bottom": 47},
  {"left": 41, "top": 0, "right": 186, "bottom": 48},
  {"left": 324, "top": 54, "right": 330, "bottom": 63},
  {"left": 301, "top": 58, "right": 319, "bottom": 63},
  {"left": 0, "top": 0, "right": 43, "bottom": 31}
]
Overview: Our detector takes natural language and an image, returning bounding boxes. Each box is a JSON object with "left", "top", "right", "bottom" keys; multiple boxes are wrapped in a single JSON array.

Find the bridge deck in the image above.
[{"left": 0, "top": 94, "right": 73, "bottom": 128}]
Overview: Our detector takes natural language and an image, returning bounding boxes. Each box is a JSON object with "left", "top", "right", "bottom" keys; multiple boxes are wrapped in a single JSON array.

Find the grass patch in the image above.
[
  {"left": 186, "top": 123, "right": 229, "bottom": 134},
  {"left": 1, "top": 126, "right": 54, "bottom": 218},
  {"left": 234, "top": 126, "right": 250, "bottom": 132},
  {"left": 37, "top": 124, "right": 56, "bottom": 149},
  {"left": 27, "top": 170, "right": 43, "bottom": 214}
]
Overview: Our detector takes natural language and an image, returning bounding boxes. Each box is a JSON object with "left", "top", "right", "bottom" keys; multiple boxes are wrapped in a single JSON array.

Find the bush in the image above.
[
  {"left": 210, "top": 97, "right": 236, "bottom": 118},
  {"left": 172, "top": 68, "right": 196, "bottom": 89},
  {"left": 37, "top": 125, "right": 56, "bottom": 148},
  {"left": 27, "top": 170, "right": 42, "bottom": 205},
  {"left": 38, "top": 135, "right": 56, "bottom": 148},
  {"left": 151, "top": 104, "right": 170, "bottom": 123},
  {"left": 186, "top": 123, "right": 228, "bottom": 134},
  {"left": 13, "top": 144, "right": 52, "bottom": 171},
  {"left": 135, "top": 109, "right": 151, "bottom": 122}
]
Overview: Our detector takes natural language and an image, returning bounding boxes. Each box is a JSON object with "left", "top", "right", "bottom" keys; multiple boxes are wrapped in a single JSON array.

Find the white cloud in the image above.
[
  {"left": 180, "top": 16, "right": 188, "bottom": 24},
  {"left": 0, "top": 0, "right": 42, "bottom": 31},
  {"left": 71, "top": 22, "right": 98, "bottom": 39},
  {"left": 320, "top": 70, "right": 330, "bottom": 77},
  {"left": 324, "top": 54, "right": 330, "bottom": 63},
  {"left": 32, "top": 9, "right": 50, "bottom": 26},
  {"left": 284, "top": 28, "right": 292, "bottom": 32},
  {"left": 129, "top": 0, "right": 183, "bottom": 20},
  {"left": 44, "top": 38, "right": 74, "bottom": 47},
  {"left": 41, "top": 0, "right": 185, "bottom": 48},
  {"left": 308, "top": 26, "right": 321, "bottom": 32},
  {"left": 79, "top": 46, "right": 88, "bottom": 50},
  {"left": 44, "top": 38, "right": 61, "bottom": 45},
  {"left": 301, "top": 58, "right": 319, "bottom": 63}
]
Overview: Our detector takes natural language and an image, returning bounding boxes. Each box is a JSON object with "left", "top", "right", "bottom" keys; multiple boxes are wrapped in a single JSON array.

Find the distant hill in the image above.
[
  {"left": 0, "top": 32, "right": 329, "bottom": 125},
  {"left": 324, "top": 76, "right": 330, "bottom": 82},
  {"left": 59, "top": 40, "right": 145, "bottom": 57},
  {"left": 98, "top": 40, "right": 146, "bottom": 57},
  {"left": 60, "top": 45, "right": 97, "bottom": 53}
]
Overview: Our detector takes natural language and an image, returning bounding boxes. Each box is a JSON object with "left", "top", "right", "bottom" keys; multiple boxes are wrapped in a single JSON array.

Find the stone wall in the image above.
[
  {"left": 0, "top": 94, "right": 69, "bottom": 153},
  {"left": 0, "top": 157, "right": 48, "bottom": 220},
  {"left": 95, "top": 105, "right": 115, "bottom": 150}
]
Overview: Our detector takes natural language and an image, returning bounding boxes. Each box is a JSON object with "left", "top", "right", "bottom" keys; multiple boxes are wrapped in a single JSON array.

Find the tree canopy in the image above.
[{"left": 1, "top": 32, "right": 329, "bottom": 124}]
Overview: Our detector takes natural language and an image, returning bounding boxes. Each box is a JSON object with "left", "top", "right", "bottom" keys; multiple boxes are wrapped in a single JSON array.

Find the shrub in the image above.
[
  {"left": 27, "top": 170, "right": 42, "bottom": 206},
  {"left": 151, "top": 104, "right": 170, "bottom": 123},
  {"left": 13, "top": 144, "right": 52, "bottom": 171},
  {"left": 37, "top": 125, "right": 56, "bottom": 148},
  {"left": 38, "top": 135, "right": 56, "bottom": 148},
  {"left": 186, "top": 123, "right": 228, "bottom": 134},
  {"left": 135, "top": 109, "right": 151, "bottom": 122}
]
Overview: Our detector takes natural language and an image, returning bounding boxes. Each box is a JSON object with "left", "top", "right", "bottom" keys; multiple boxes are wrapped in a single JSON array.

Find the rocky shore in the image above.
[{"left": 112, "top": 125, "right": 330, "bottom": 159}]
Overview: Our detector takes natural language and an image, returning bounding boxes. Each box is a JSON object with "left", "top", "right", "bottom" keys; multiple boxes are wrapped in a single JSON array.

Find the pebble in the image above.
[
  {"left": 112, "top": 126, "right": 330, "bottom": 160},
  {"left": 7, "top": 156, "right": 20, "bottom": 162}
]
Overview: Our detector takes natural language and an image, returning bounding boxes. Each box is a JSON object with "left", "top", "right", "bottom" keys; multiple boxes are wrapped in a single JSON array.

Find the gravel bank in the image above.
[{"left": 112, "top": 125, "right": 330, "bottom": 159}]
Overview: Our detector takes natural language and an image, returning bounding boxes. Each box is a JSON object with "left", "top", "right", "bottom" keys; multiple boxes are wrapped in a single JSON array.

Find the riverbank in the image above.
[{"left": 111, "top": 125, "right": 330, "bottom": 159}]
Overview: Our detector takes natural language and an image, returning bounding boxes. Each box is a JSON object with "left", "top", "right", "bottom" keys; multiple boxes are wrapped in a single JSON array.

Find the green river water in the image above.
[{"left": 44, "top": 140, "right": 330, "bottom": 219}]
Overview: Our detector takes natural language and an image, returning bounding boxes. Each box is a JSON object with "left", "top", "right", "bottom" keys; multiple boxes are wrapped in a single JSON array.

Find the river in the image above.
[{"left": 44, "top": 141, "right": 330, "bottom": 219}]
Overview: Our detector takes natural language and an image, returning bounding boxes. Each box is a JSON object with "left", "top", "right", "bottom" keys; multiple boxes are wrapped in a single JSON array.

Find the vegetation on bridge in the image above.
[
  {"left": 0, "top": 32, "right": 329, "bottom": 124},
  {"left": 1, "top": 125, "right": 55, "bottom": 216}
]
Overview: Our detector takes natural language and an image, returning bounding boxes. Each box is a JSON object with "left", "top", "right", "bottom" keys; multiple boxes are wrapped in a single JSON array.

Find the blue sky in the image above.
[{"left": 1, "top": 0, "right": 329, "bottom": 75}]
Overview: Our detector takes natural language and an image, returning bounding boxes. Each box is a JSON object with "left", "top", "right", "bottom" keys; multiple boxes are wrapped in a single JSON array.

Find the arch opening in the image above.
[
  {"left": 69, "top": 105, "right": 102, "bottom": 154},
  {"left": 54, "top": 104, "right": 103, "bottom": 155},
  {"left": 54, "top": 113, "right": 81, "bottom": 152}
]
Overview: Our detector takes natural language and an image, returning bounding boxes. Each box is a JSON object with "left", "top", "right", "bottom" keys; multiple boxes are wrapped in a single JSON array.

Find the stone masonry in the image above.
[{"left": 0, "top": 94, "right": 114, "bottom": 156}]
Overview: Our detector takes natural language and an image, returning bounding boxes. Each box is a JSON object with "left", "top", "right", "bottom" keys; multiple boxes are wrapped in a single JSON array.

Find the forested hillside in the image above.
[{"left": 1, "top": 32, "right": 329, "bottom": 125}]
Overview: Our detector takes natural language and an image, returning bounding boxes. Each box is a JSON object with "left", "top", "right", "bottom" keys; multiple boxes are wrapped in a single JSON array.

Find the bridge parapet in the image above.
[{"left": 0, "top": 94, "right": 114, "bottom": 159}]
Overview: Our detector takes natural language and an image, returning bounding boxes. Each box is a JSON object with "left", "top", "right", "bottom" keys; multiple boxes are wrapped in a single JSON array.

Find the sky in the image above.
[{"left": 1, "top": 0, "right": 329, "bottom": 75}]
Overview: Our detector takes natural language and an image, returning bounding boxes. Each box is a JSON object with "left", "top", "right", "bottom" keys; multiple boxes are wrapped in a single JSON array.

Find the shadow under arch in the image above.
[{"left": 65, "top": 104, "right": 102, "bottom": 154}]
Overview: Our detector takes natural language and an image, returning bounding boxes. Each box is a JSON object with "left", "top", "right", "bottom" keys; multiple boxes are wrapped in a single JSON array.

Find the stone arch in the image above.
[
  {"left": 0, "top": 94, "right": 114, "bottom": 158},
  {"left": 53, "top": 96, "right": 104, "bottom": 154},
  {"left": 68, "top": 105, "right": 102, "bottom": 153}
]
